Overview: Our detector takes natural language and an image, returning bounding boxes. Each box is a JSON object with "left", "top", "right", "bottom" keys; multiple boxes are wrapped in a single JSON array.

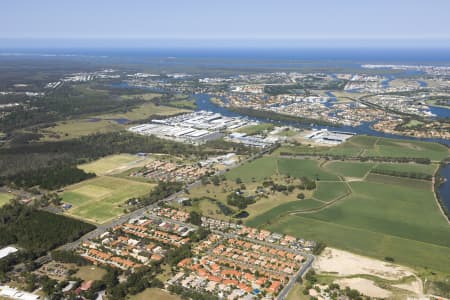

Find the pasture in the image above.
[
  {"left": 313, "top": 182, "right": 349, "bottom": 202},
  {"left": 277, "top": 158, "right": 340, "bottom": 181},
  {"left": 323, "top": 161, "right": 374, "bottom": 178},
  {"left": 62, "top": 176, "right": 154, "bottom": 223},
  {"left": 226, "top": 156, "right": 277, "bottom": 183},
  {"left": 251, "top": 179, "right": 450, "bottom": 273}
]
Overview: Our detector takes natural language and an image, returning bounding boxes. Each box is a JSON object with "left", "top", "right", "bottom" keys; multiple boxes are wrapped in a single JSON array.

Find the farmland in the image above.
[
  {"left": 62, "top": 176, "right": 155, "bottom": 223},
  {"left": 277, "top": 135, "right": 449, "bottom": 161},
  {"left": 245, "top": 154, "right": 450, "bottom": 273}
]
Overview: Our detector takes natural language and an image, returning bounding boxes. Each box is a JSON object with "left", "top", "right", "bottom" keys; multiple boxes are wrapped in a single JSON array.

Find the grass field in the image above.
[
  {"left": 236, "top": 123, "right": 274, "bottom": 135},
  {"left": 313, "top": 182, "right": 349, "bottom": 202},
  {"left": 62, "top": 176, "right": 154, "bottom": 223},
  {"left": 129, "top": 288, "right": 181, "bottom": 300},
  {"left": 120, "top": 93, "right": 161, "bottom": 101},
  {"left": 99, "top": 102, "right": 188, "bottom": 121},
  {"left": 277, "top": 158, "right": 340, "bottom": 181},
  {"left": 277, "top": 135, "right": 449, "bottom": 162},
  {"left": 41, "top": 101, "right": 188, "bottom": 140},
  {"left": 78, "top": 154, "right": 145, "bottom": 176},
  {"left": 75, "top": 265, "right": 106, "bottom": 281},
  {"left": 41, "top": 119, "right": 123, "bottom": 140},
  {"left": 226, "top": 157, "right": 277, "bottom": 183},
  {"left": 324, "top": 161, "right": 374, "bottom": 178},
  {"left": 252, "top": 179, "right": 450, "bottom": 273},
  {"left": 365, "top": 174, "right": 432, "bottom": 190},
  {"left": 373, "top": 163, "right": 437, "bottom": 176},
  {"left": 246, "top": 199, "right": 323, "bottom": 227},
  {"left": 0, "top": 192, "right": 13, "bottom": 207}
]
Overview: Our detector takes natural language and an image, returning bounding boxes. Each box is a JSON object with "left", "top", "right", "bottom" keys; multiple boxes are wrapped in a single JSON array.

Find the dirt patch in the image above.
[
  {"left": 336, "top": 278, "right": 392, "bottom": 298},
  {"left": 314, "top": 247, "right": 414, "bottom": 280}
]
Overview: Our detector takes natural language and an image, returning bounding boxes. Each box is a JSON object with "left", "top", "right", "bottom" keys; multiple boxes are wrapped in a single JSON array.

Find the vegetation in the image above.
[
  {"left": 5, "top": 165, "right": 95, "bottom": 190},
  {"left": 0, "top": 202, "right": 94, "bottom": 255},
  {"left": 63, "top": 176, "right": 155, "bottom": 223}
]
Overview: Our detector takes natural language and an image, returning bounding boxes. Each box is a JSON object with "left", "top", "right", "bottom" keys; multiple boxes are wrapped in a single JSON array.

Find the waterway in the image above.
[
  {"left": 193, "top": 93, "right": 450, "bottom": 146},
  {"left": 438, "top": 163, "right": 450, "bottom": 215}
]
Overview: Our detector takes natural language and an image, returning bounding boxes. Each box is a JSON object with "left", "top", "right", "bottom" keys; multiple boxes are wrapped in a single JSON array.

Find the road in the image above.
[{"left": 213, "top": 229, "right": 315, "bottom": 299}]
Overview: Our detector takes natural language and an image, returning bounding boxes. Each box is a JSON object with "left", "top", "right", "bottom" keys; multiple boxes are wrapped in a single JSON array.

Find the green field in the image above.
[
  {"left": 130, "top": 288, "right": 181, "bottom": 300},
  {"left": 41, "top": 101, "right": 188, "bottom": 140},
  {"left": 0, "top": 192, "right": 14, "bottom": 207},
  {"left": 251, "top": 179, "right": 450, "bottom": 273},
  {"left": 324, "top": 161, "right": 374, "bottom": 178},
  {"left": 373, "top": 163, "right": 437, "bottom": 176},
  {"left": 277, "top": 136, "right": 449, "bottom": 162},
  {"left": 366, "top": 174, "right": 432, "bottom": 190},
  {"left": 78, "top": 154, "right": 144, "bottom": 176},
  {"left": 277, "top": 158, "right": 340, "bottom": 181},
  {"left": 62, "top": 176, "right": 154, "bottom": 223},
  {"left": 246, "top": 199, "right": 323, "bottom": 227},
  {"left": 313, "top": 182, "right": 349, "bottom": 202},
  {"left": 236, "top": 123, "right": 274, "bottom": 135},
  {"left": 226, "top": 156, "right": 277, "bottom": 183}
]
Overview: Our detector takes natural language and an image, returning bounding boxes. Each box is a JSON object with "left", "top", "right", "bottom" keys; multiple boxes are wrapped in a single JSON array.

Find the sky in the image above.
[{"left": 1, "top": 0, "right": 450, "bottom": 48}]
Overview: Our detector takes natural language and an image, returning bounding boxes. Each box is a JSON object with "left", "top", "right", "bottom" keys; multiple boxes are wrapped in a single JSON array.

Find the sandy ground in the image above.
[
  {"left": 314, "top": 247, "right": 414, "bottom": 280},
  {"left": 315, "top": 248, "right": 425, "bottom": 297},
  {"left": 336, "top": 278, "right": 392, "bottom": 298},
  {"left": 393, "top": 280, "right": 424, "bottom": 297}
]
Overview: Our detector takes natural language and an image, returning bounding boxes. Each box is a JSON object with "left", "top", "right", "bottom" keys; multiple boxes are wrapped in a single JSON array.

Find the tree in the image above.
[
  {"left": 188, "top": 211, "right": 202, "bottom": 226},
  {"left": 297, "top": 193, "right": 305, "bottom": 200}
]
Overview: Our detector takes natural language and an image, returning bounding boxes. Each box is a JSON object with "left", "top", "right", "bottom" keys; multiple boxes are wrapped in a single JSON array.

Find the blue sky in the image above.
[{"left": 1, "top": 0, "right": 450, "bottom": 47}]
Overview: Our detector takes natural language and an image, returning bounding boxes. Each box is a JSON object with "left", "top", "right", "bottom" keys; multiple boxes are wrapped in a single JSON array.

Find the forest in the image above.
[{"left": 0, "top": 202, "right": 95, "bottom": 255}]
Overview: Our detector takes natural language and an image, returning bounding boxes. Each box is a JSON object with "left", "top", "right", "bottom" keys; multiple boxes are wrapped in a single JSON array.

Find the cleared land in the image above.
[
  {"left": 62, "top": 176, "right": 154, "bottom": 223},
  {"left": 78, "top": 154, "right": 151, "bottom": 176}
]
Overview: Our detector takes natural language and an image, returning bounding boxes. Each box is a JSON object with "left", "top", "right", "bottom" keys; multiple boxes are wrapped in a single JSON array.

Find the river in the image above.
[
  {"left": 438, "top": 163, "right": 450, "bottom": 215},
  {"left": 193, "top": 93, "right": 450, "bottom": 146}
]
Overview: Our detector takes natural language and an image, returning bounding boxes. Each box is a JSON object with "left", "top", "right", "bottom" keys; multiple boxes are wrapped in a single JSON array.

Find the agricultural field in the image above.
[
  {"left": 372, "top": 163, "right": 437, "bottom": 176},
  {"left": 323, "top": 161, "right": 374, "bottom": 178},
  {"left": 61, "top": 176, "right": 155, "bottom": 223},
  {"left": 251, "top": 178, "right": 450, "bottom": 273},
  {"left": 277, "top": 158, "right": 340, "bottom": 181},
  {"left": 78, "top": 154, "right": 151, "bottom": 176},
  {"left": 225, "top": 156, "right": 277, "bottom": 182},
  {"left": 313, "top": 182, "right": 350, "bottom": 202},
  {"left": 0, "top": 192, "right": 14, "bottom": 207},
  {"left": 365, "top": 174, "right": 432, "bottom": 190},
  {"left": 276, "top": 135, "right": 449, "bottom": 162}
]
